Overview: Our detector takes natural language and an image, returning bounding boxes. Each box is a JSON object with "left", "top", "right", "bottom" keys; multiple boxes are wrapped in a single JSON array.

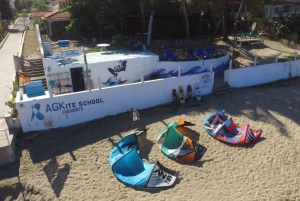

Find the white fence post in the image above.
[
  {"left": 275, "top": 54, "right": 279, "bottom": 63},
  {"left": 229, "top": 60, "right": 232, "bottom": 70},
  {"left": 48, "top": 85, "right": 53, "bottom": 98},
  {"left": 141, "top": 71, "right": 144, "bottom": 83},
  {"left": 294, "top": 52, "right": 298, "bottom": 61},
  {"left": 254, "top": 57, "right": 257, "bottom": 67},
  {"left": 178, "top": 66, "right": 181, "bottom": 77},
  {"left": 98, "top": 77, "right": 101, "bottom": 89}
]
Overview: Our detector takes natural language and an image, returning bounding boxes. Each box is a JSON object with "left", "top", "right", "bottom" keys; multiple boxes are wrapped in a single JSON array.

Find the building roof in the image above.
[
  {"left": 32, "top": 9, "right": 70, "bottom": 20},
  {"left": 31, "top": 11, "right": 54, "bottom": 18},
  {"left": 46, "top": 11, "right": 70, "bottom": 19}
]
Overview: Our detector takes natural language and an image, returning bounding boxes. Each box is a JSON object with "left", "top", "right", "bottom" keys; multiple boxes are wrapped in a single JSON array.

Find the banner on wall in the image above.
[
  {"left": 13, "top": 56, "right": 37, "bottom": 71},
  {"left": 200, "top": 73, "right": 211, "bottom": 88}
]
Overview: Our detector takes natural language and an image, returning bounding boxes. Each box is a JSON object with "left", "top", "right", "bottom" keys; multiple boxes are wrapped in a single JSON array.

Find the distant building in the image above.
[
  {"left": 264, "top": 0, "right": 300, "bottom": 18},
  {"left": 32, "top": 9, "right": 71, "bottom": 38}
]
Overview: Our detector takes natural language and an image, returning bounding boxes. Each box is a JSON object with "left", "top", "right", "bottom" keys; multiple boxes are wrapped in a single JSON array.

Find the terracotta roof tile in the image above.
[
  {"left": 31, "top": 11, "right": 54, "bottom": 18},
  {"left": 47, "top": 11, "right": 70, "bottom": 19}
]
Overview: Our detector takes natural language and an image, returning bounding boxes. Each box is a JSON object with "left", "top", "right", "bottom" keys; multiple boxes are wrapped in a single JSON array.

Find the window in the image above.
[
  {"left": 264, "top": 7, "right": 269, "bottom": 16},
  {"left": 274, "top": 7, "right": 283, "bottom": 14}
]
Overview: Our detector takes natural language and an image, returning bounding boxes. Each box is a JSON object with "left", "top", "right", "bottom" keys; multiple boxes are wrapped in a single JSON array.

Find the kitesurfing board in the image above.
[
  {"left": 194, "top": 82, "right": 201, "bottom": 101},
  {"left": 187, "top": 85, "right": 193, "bottom": 102},
  {"left": 172, "top": 89, "right": 179, "bottom": 105},
  {"left": 178, "top": 85, "right": 185, "bottom": 104}
]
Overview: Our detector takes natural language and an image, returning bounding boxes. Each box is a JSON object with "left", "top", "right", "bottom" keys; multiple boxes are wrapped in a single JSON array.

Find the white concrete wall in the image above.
[
  {"left": 225, "top": 60, "right": 300, "bottom": 88},
  {"left": 36, "top": 24, "right": 44, "bottom": 58},
  {"left": 15, "top": 72, "right": 214, "bottom": 132}
]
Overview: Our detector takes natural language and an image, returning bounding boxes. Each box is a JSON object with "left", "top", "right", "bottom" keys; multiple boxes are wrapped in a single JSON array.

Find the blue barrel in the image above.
[{"left": 57, "top": 40, "right": 70, "bottom": 47}]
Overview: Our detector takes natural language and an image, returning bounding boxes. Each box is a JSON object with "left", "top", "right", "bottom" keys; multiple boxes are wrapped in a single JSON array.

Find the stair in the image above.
[
  {"left": 214, "top": 82, "right": 232, "bottom": 95},
  {"left": 23, "top": 59, "right": 47, "bottom": 90}
]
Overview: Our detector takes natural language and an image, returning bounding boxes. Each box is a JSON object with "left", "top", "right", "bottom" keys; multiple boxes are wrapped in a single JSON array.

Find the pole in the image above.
[{"left": 84, "top": 53, "right": 90, "bottom": 91}]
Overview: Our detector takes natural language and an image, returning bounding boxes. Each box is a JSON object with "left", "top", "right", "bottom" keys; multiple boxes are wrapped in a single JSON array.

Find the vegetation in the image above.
[
  {"left": 32, "top": 0, "right": 50, "bottom": 11},
  {"left": 5, "top": 76, "right": 19, "bottom": 118},
  {"left": 278, "top": 54, "right": 300, "bottom": 62},
  {"left": 31, "top": 18, "right": 44, "bottom": 29},
  {"left": 111, "top": 34, "right": 125, "bottom": 47},
  {"left": 60, "top": 0, "right": 273, "bottom": 44},
  {"left": 0, "top": 31, "right": 8, "bottom": 43}
]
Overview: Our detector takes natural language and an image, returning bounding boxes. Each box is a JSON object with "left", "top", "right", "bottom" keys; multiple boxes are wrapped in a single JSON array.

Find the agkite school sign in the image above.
[
  {"left": 17, "top": 92, "right": 107, "bottom": 131},
  {"left": 44, "top": 98, "right": 104, "bottom": 115},
  {"left": 31, "top": 98, "right": 104, "bottom": 122}
]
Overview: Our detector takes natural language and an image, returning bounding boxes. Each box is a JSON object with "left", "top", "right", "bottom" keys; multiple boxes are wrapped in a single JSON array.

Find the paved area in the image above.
[
  {"left": 13, "top": 17, "right": 34, "bottom": 31},
  {"left": 0, "top": 29, "right": 22, "bottom": 129}
]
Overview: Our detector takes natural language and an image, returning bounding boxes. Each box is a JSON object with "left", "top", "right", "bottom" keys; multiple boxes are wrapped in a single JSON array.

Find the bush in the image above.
[
  {"left": 0, "top": 32, "right": 8, "bottom": 44},
  {"left": 31, "top": 18, "right": 44, "bottom": 29},
  {"left": 5, "top": 76, "right": 19, "bottom": 118},
  {"left": 111, "top": 34, "right": 124, "bottom": 47}
]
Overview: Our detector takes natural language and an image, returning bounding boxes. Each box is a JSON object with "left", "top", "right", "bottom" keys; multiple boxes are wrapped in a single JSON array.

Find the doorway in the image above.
[{"left": 70, "top": 67, "right": 85, "bottom": 92}]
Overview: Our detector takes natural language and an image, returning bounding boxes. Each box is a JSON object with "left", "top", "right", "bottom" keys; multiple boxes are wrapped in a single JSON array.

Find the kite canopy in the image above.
[
  {"left": 203, "top": 110, "right": 262, "bottom": 145},
  {"left": 109, "top": 128, "right": 179, "bottom": 188},
  {"left": 157, "top": 120, "right": 207, "bottom": 162}
]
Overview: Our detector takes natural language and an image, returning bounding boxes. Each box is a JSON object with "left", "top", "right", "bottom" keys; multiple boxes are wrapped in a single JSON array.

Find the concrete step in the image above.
[
  {"left": 214, "top": 82, "right": 232, "bottom": 95},
  {"left": 22, "top": 59, "right": 48, "bottom": 90}
]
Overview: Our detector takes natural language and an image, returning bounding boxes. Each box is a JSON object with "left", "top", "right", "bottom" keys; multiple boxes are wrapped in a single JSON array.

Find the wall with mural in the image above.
[
  {"left": 156, "top": 54, "right": 229, "bottom": 77},
  {"left": 16, "top": 72, "right": 214, "bottom": 132}
]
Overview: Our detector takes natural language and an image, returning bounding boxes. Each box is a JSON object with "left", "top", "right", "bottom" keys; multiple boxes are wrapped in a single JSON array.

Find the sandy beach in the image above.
[
  {"left": 1, "top": 76, "right": 300, "bottom": 200},
  {"left": 1, "top": 33, "right": 300, "bottom": 200}
]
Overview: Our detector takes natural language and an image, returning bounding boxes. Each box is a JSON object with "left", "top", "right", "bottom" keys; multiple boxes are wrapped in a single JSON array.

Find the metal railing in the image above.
[{"left": 0, "top": 129, "right": 13, "bottom": 156}]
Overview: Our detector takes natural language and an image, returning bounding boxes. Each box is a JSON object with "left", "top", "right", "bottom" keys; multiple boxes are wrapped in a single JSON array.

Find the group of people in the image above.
[{"left": 125, "top": 37, "right": 145, "bottom": 51}]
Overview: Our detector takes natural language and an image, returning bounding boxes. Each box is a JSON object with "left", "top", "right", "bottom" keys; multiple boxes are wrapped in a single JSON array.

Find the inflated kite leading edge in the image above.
[
  {"left": 109, "top": 128, "right": 179, "bottom": 188},
  {"left": 157, "top": 119, "right": 207, "bottom": 162},
  {"left": 203, "top": 110, "right": 262, "bottom": 145}
]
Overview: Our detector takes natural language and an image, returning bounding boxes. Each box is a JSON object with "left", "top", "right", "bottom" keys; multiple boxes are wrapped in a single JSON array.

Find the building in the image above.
[
  {"left": 264, "top": 0, "right": 300, "bottom": 18},
  {"left": 31, "top": 9, "right": 71, "bottom": 39}
]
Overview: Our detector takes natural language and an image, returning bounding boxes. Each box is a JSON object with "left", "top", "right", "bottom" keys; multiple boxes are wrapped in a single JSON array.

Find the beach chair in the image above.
[
  {"left": 195, "top": 47, "right": 211, "bottom": 59},
  {"left": 175, "top": 49, "right": 190, "bottom": 60},
  {"left": 205, "top": 46, "right": 222, "bottom": 58},
  {"left": 184, "top": 48, "right": 199, "bottom": 60},
  {"left": 249, "top": 31, "right": 256, "bottom": 38},
  {"left": 164, "top": 49, "right": 180, "bottom": 61}
]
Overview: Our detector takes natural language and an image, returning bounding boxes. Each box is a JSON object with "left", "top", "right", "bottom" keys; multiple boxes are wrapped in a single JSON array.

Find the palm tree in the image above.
[
  {"left": 182, "top": 0, "right": 190, "bottom": 39},
  {"left": 140, "top": 0, "right": 146, "bottom": 42}
]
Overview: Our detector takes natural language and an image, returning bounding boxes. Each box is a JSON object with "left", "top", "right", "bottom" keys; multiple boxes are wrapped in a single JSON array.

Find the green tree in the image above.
[
  {"left": 66, "top": 0, "right": 138, "bottom": 40},
  {"left": 32, "top": 0, "right": 49, "bottom": 11},
  {"left": 181, "top": 0, "right": 189, "bottom": 39},
  {"left": 0, "top": 0, "right": 13, "bottom": 20}
]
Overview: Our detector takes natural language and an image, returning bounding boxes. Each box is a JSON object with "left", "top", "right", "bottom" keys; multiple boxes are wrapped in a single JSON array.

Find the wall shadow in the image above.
[{"left": 43, "top": 157, "right": 70, "bottom": 198}]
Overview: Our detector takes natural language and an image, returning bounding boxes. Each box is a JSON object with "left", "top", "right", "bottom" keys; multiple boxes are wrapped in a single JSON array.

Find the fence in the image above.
[
  {"left": 0, "top": 20, "right": 8, "bottom": 33},
  {"left": 224, "top": 54, "right": 300, "bottom": 88},
  {"left": 0, "top": 129, "right": 13, "bottom": 156}
]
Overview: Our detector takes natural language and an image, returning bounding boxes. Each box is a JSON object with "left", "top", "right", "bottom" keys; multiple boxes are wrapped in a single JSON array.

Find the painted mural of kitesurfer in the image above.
[{"left": 108, "top": 60, "right": 127, "bottom": 80}]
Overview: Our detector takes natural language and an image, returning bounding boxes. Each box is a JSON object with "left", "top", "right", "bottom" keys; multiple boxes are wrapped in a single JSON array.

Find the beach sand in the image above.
[
  {"left": 1, "top": 77, "right": 300, "bottom": 201},
  {"left": 1, "top": 36, "right": 300, "bottom": 200}
]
